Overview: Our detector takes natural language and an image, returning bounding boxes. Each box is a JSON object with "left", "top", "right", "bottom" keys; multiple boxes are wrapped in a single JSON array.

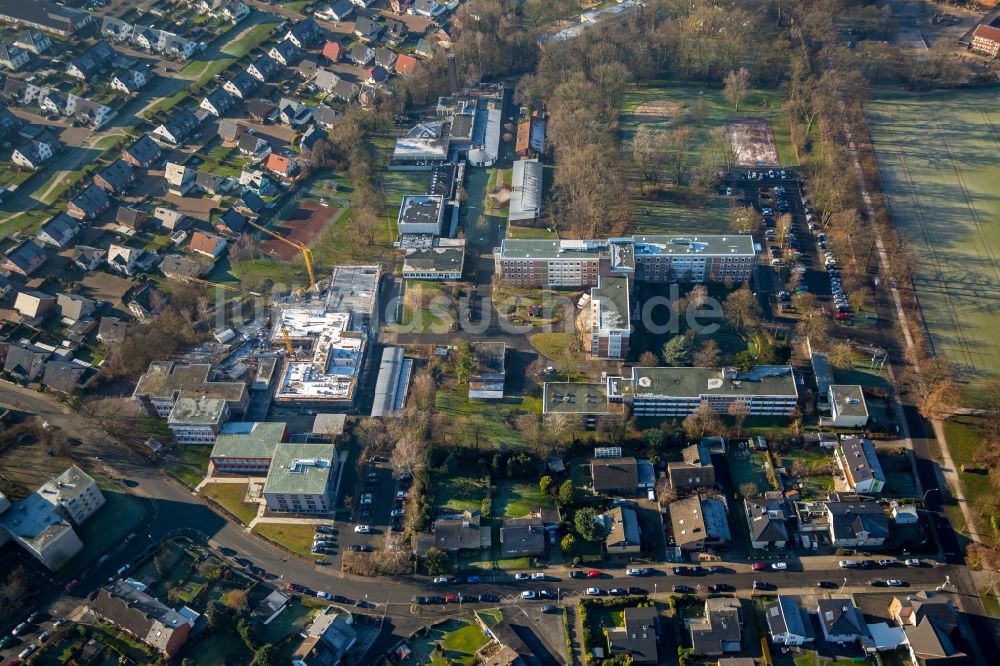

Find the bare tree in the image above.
[
  {"left": 723, "top": 285, "right": 756, "bottom": 331},
  {"left": 730, "top": 204, "right": 758, "bottom": 234},
  {"left": 728, "top": 400, "right": 751, "bottom": 437},
  {"left": 723, "top": 67, "right": 751, "bottom": 111},
  {"left": 693, "top": 339, "right": 721, "bottom": 368},
  {"left": 637, "top": 351, "right": 660, "bottom": 367},
  {"left": 683, "top": 401, "right": 725, "bottom": 440}
]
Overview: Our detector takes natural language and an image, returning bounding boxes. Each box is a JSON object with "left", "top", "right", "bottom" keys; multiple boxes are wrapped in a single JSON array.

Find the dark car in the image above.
[
  {"left": 859, "top": 560, "right": 877, "bottom": 570},
  {"left": 333, "top": 595, "right": 349, "bottom": 604},
  {"left": 673, "top": 566, "right": 690, "bottom": 575},
  {"left": 672, "top": 584, "right": 694, "bottom": 594},
  {"left": 479, "top": 593, "right": 499, "bottom": 603},
  {"left": 689, "top": 566, "right": 708, "bottom": 576},
  {"left": 609, "top": 588, "right": 627, "bottom": 596},
  {"left": 708, "top": 583, "right": 735, "bottom": 593},
  {"left": 539, "top": 590, "right": 557, "bottom": 599},
  {"left": 247, "top": 566, "right": 265, "bottom": 578},
  {"left": 287, "top": 583, "right": 305, "bottom": 592},
  {"left": 412, "top": 596, "right": 427, "bottom": 605},
  {"left": 816, "top": 581, "right": 838, "bottom": 589},
  {"left": 627, "top": 587, "right": 647, "bottom": 595},
  {"left": 426, "top": 596, "right": 445, "bottom": 605},
  {"left": 708, "top": 566, "right": 725, "bottom": 574},
  {"left": 569, "top": 571, "right": 587, "bottom": 579},
  {"left": 219, "top": 547, "right": 237, "bottom": 557},
  {"left": 234, "top": 557, "right": 252, "bottom": 568},
  {"left": 753, "top": 581, "right": 777, "bottom": 591}
]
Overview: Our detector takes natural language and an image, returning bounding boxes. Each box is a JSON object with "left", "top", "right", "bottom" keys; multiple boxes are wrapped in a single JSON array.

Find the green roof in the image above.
[
  {"left": 210, "top": 422, "right": 287, "bottom": 460},
  {"left": 263, "top": 443, "right": 336, "bottom": 496},
  {"left": 621, "top": 365, "right": 797, "bottom": 399}
]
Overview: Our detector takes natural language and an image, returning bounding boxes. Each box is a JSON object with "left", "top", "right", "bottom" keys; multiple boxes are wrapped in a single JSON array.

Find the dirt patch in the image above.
[
  {"left": 260, "top": 201, "right": 339, "bottom": 261},
  {"left": 633, "top": 100, "right": 684, "bottom": 120},
  {"left": 727, "top": 119, "right": 779, "bottom": 166}
]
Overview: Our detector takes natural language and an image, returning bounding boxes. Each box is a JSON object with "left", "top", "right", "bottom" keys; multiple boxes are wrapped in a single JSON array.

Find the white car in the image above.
[
  {"left": 390, "top": 509, "right": 405, "bottom": 517},
  {"left": 770, "top": 562, "right": 788, "bottom": 570},
  {"left": 514, "top": 573, "right": 530, "bottom": 580},
  {"left": 585, "top": 587, "right": 603, "bottom": 596},
  {"left": 530, "top": 572, "right": 546, "bottom": 581},
  {"left": 904, "top": 558, "right": 922, "bottom": 567},
  {"left": 354, "top": 525, "right": 371, "bottom": 534},
  {"left": 520, "top": 590, "right": 537, "bottom": 600},
  {"left": 316, "top": 591, "right": 333, "bottom": 600},
  {"left": 626, "top": 568, "right": 648, "bottom": 577},
  {"left": 839, "top": 560, "right": 858, "bottom": 569},
  {"left": 433, "top": 576, "right": 451, "bottom": 584},
  {"left": 886, "top": 579, "right": 906, "bottom": 587}
]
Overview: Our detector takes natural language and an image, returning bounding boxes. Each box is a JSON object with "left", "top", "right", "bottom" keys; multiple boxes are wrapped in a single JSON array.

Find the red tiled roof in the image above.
[
  {"left": 266, "top": 153, "right": 293, "bottom": 175},
  {"left": 322, "top": 41, "right": 343, "bottom": 61},
  {"left": 973, "top": 24, "right": 1000, "bottom": 43},
  {"left": 395, "top": 54, "right": 417, "bottom": 76}
]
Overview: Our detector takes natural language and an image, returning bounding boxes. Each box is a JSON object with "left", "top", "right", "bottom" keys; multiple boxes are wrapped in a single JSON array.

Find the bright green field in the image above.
[
  {"left": 618, "top": 83, "right": 795, "bottom": 236},
  {"left": 868, "top": 88, "right": 1000, "bottom": 398}
]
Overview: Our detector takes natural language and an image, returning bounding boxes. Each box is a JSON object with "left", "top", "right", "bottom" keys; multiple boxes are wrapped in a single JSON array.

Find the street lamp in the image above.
[
  {"left": 922, "top": 488, "right": 940, "bottom": 504},
  {"left": 842, "top": 577, "right": 847, "bottom": 590},
  {"left": 653, "top": 582, "right": 657, "bottom": 599}
]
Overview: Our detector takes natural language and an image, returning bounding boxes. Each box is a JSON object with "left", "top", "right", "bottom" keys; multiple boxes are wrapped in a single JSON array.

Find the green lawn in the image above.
[
  {"left": 0, "top": 208, "right": 50, "bottom": 241},
  {"left": 167, "top": 446, "right": 211, "bottom": 489},
  {"left": 221, "top": 20, "right": 278, "bottom": 58},
  {"left": 392, "top": 281, "right": 455, "bottom": 334},
  {"left": 201, "top": 483, "right": 259, "bottom": 525},
  {"left": 412, "top": 619, "right": 489, "bottom": 666},
  {"left": 943, "top": 417, "right": 995, "bottom": 533},
  {"left": 63, "top": 485, "right": 145, "bottom": 574},
  {"left": 506, "top": 225, "right": 559, "bottom": 239},
  {"left": 252, "top": 522, "right": 317, "bottom": 557},
  {"left": 436, "top": 473, "right": 486, "bottom": 515},
  {"left": 495, "top": 480, "right": 554, "bottom": 518},
  {"left": 433, "top": 383, "right": 528, "bottom": 448},
  {"left": 980, "top": 588, "right": 1000, "bottom": 618},
  {"left": 259, "top": 599, "right": 315, "bottom": 644},
  {"left": 868, "top": 88, "right": 1000, "bottom": 399},
  {"left": 528, "top": 332, "right": 576, "bottom": 359}
]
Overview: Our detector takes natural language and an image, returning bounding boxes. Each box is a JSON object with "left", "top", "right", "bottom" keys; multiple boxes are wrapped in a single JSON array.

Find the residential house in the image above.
[
  {"left": 71, "top": 246, "right": 107, "bottom": 272},
  {"left": 744, "top": 492, "right": 790, "bottom": 550},
  {"left": 415, "top": 37, "right": 433, "bottom": 58},
  {"left": 200, "top": 88, "right": 237, "bottom": 117},
  {"left": 351, "top": 0, "right": 378, "bottom": 6},
  {"left": 12, "top": 137, "right": 55, "bottom": 170},
  {"left": 154, "top": 207, "right": 190, "bottom": 231},
  {"left": 385, "top": 18, "right": 407, "bottom": 43},
  {"left": 299, "top": 124, "right": 327, "bottom": 152},
  {"left": 667, "top": 442, "right": 716, "bottom": 491},
  {"left": 766, "top": 596, "right": 814, "bottom": 646},
  {"left": 237, "top": 190, "right": 266, "bottom": 216},
  {"left": 364, "top": 65, "right": 389, "bottom": 86},
  {"left": 269, "top": 40, "right": 301, "bottom": 66},
  {"left": 106, "top": 244, "right": 143, "bottom": 276},
  {"left": 97, "top": 317, "right": 128, "bottom": 344},
  {"left": 247, "top": 54, "right": 281, "bottom": 82},
  {"left": 111, "top": 64, "right": 150, "bottom": 94},
  {"left": 331, "top": 79, "right": 359, "bottom": 102},
  {"left": 67, "top": 96, "right": 115, "bottom": 129},
  {"left": 826, "top": 493, "right": 890, "bottom": 547},
  {"left": 313, "top": 105, "right": 338, "bottom": 128},
  {"left": 127, "top": 283, "right": 164, "bottom": 321},
  {"left": 56, "top": 293, "right": 96, "bottom": 322},
  {"left": 284, "top": 17, "right": 323, "bottom": 49},
  {"left": 3, "top": 342, "right": 51, "bottom": 381},
  {"left": 161, "top": 254, "right": 210, "bottom": 280},
  {"left": 889, "top": 592, "right": 968, "bottom": 666},
  {"left": 216, "top": 209, "right": 247, "bottom": 235},
  {"left": 224, "top": 71, "right": 259, "bottom": 99},
  {"left": 91, "top": 580, "right": 191, "bottom": 658},
  {"left": 36, "top": 213, "right": 81, "bottom": 248},
  {"left": 691, "top": 597, "right": 743, "bottom": 656},
  {"left": 67, "top": 41, "right": 115, "bottom": 80},
  {"left": 164, "top": 162, "right": 196, "bottom": 195},
  {"left": 0, "top": 276, "right": 11, "bottom": 300},
  {"left": 608, "top": 606, "right": 658, "bottom": 664},
  {"left": 395, "top": 53, "right": 418, "bottom": 76},
  {"left": 94, "top": 159, "right": 135, "bottom": 194},
  {"left": 591, "top": 456, "right": 639, "bottom": 496},
  {"left": 322, "top": 40, "right": 344, "bottom": 62},
  {"left": 354, "top": 17, "right": 382, "bottom": 42},
  {"left": 43, "top": 361, "right": 97, "bottom": 394},
  {"left": 240, "top": 169, "right": 273, "bottom": 193},
  {"left": 600, "top": 503, "right": 641, "bottom": 555},
  {"left": 252, "top": 589, "right": 289, "bottom": 625},
  {"left": 292, "top": 611, "right": 358, "bottom": 666},
  {"left": 325, "top": 0, "right": 354, "bottom": 21},
  {"left": 14, "top": 291, "right": 56, "bottom": 319},
  {"left": 116, "top": 207, "right": 150, "bottom": 231},
  {"left": 218, "top": 0, "right": 249, "bottom": 22},
  {"left": 420, "top": 511, "right": 490, "bottom": 554},
  {"left": 389, "top": 0, "right": 411, "bottom": 12},
  {"left": 410, "top": 0, "right": 449, "bottom": 17},
  {"left": 218, "top": 119, "right": 244, "bottom": 144},
  {"left": 835, "top": 436, "right": 885, "bottom": 493},
  {"left": 196, "top": 171, "right": 231, "bottom": 195},
  {"left": 15, "top": 30, "right": 52, "bottom": 55},
  {"left": 153, "top": 109, "right": 200, "bottom": 145},
  {"left": 828, "top": 384, "right": 869, "bottom": 428},
  {"left": 971, "top": 24, "right": 1000, "bottom": 58},
  {"left": 0, "top": 106, "right": 23, "bottom": 141},
  {"left": 122, "top": 134, "right": 162, "bottom": 168},
  {"left": 670, "top": 493, "right": 731, "bottom": 554},
  {"left": 190, "top": 231, "right": 228, "bottom": 258},
  {"left": 238, "top": 133, "right": 271, "bottom": 160},
  {"left": 3, "top": 77, "right": 42, "bottom": 105},
  {"left": 374, "top": 47, "right": 397, "bottom": 70},
  {"left": 247, "top": 98, "right": 276, "bottom": 123},
  {"left": 817, "top": 598, "right": 870, "bottom": 645},
  {"left": 315, "top": 69, "right": 340, "bottom": 93},
  {"left": 39, "top": 89, "right": 68, "bottom": 116},
  {"left": 67, "top": 184, "right": 110, "bottom": 220},
  {"left": 499, "top": 516, "right": 545, "bottom": 557},
  {"left": 266, "top": 153, "right": 297, "bottom": 178},
  {"left": 350, "top": 43, "right": 375, "bottom": 65},
  {"left": 0, "top": 43, "right": 30, "bottom": 70},
  {"left": 279, "top": 98, "right": 314, "bottom": 126},
  {"left": 1, "top": 239, "right": 47, "bottom": 276}
]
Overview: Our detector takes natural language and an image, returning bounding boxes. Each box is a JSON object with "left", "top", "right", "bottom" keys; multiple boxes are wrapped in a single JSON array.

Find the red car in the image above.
[
  {"left": 287, "top": 582, "right": 305, "bottom": 592},
  {"left": 586, "top": 569, "right": 601, "bottom": 578},
  {"left": 444, "top": 594, "right": 457, "bottom": 603},
  {"left": 751, "top": 562, "right": 767, "bottom": 571},
  {"left": 64, "top": 579, "right": 79, "bottom": 592},
  {"left": 835, "top": 311, "right": 853, "bottom": 320}
]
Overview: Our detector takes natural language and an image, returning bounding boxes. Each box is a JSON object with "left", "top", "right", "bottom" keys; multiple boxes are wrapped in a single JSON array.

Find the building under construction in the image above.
[{"left": 270, "top": 265, "right": 381, "bottom": 410}]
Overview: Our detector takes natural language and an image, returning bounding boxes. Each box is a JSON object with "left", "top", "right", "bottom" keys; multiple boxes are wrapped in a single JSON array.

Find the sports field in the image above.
[
  {"left": 868, "top": 88, "right": 1000, "bottom": 393},
  {"left": 618, "top": 83, "right": 795, "bottom": 236}
]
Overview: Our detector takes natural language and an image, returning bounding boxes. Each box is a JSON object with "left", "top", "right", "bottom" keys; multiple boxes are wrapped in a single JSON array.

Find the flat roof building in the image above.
[
  {"left": 0, "top": 488, "right": 83, "bottom": 570},
  {"left": 133, "top": 361, "right": 247, "bottom": 418},
  {"left": 669, "top": 493, "right": 731, "bottom": 552},
  {"left": 272, "top": 310, "right": 366, "bottom": 408},
  {"left": 209, "top": 422, "right": 289, "bottom": 475},
  {"left": 403, "top": 238, "right": 465, "bottom": 280},
  {"left": 167, "top": 396, "right": 229, "bottom": 445},
  {"left": 263, "top": 443, "right": 339, "bottom": 514},
  {"left": 828, "top": 385, "right": 869, "bottom": 428},
  {"left": 371, "top": 346, "right": 411, "bottom": 417},
  {"left": 589, "top": 276, "right": 630, "bottom": 360},
  {"left": 326, "top": 265, "right": 381, "bottom": 334},
  {"left": 38, "top": 465, "right": 105, "bottom": 526},
  {"left": 469, "top": 342, "right": 506, "bottom": 401},
  {"left": 397, "top": 194, "right": 445, "bottom": 236},
  {"left": 508, "top": 158, "right": 542, "bottom": 223}
]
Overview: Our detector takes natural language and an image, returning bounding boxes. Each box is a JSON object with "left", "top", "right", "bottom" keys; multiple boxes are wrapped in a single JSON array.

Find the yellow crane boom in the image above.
[
  {"left": 247, "top": 220, "right": 317, "bottom": 291},
  {"left": 279, "top": 322, "right": 294, "bottom": 356}
]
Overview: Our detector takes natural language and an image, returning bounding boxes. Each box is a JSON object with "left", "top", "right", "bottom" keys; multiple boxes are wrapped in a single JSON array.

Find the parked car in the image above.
[
  {"left": 751, "top": 562, "right": 767, "bottom": 571},
  {"left": 433, "top": 576, "right": 452, "bottom": 584},
  {"left": 412, "top": 596, "right": 427, "bottom": 605},
  {"left": 586, "top": 569, "right": 601, "bottom": 578},
  {"left": 520, "top": 591, "right": 537, "bottom": 600},
  {"left": 287, "top": 583, "right": 305, "bottom": 592},
  {"left": 479, "top": 593, "right": 499, "bottom": 602},
  {"left": 569, "top": 571, "right": 586, "bottom": 579},
  {"left": 609, "top": 588, "right": 626, "bottom": 596},
  {"left": 316, "top": 591, "right": 333, "bottom": 600},
  {"left": 466, "top": 575, "right": 482, "bottom": 584},
  {"left": 770, "top": 562, "right": 788, "bottom": 571},
  {"left": 753, "top": 581, "right": 777, "bottom": 591},
  {"left": 905, "top": 558, "right": 922, "bottom": 567},
  {"left": 839, "top": 560, "right": 858, "bottom": 569},
  {"left": 628, "top": 587, "right": 647, "bottom": 595},
  {"left": 539, "top": 590, "right": 556, "bottom": 599},
  {"left": 515, "top": 573, "right": 530, "bottom": 581},
  {"left": 886, "top": 579, "right": 907, "bottom": 587},
  {"left": 817, "top": 581, "right": 838, "bottom": 589},
  {"left": 626, "top": 567, "right": 649, "bottom": 576},
  {"left": 541, "top": 605, "right": 558, "bottom": 613},
  {"left": 530, "top": 572, "right": 546, "bottom": 581},
  {"left": 672, "top": 584, "right": 694, "bottom": 594},
  {"left": 585, "top": 587, "right": 603, "bottom": 596},
  {"left": 354, "top": 525, "right": 371, "bottom": 534},
  {"left": 390, "top": 509, "right": 405, "bottom": 517},
  {"left": 708, "top": 584, "right": 735, "bottom": 593}
]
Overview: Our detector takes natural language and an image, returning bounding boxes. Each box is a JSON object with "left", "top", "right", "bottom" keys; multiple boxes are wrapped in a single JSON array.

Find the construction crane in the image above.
[
  {"left": 180, "top": 276, "right": 241, "bottom": 294},
  {"left": 279, "top": 322, "right": 295, "bottom": 357},
  {"left": 247, "top": 220, "right": 317, "bottom": 292}
]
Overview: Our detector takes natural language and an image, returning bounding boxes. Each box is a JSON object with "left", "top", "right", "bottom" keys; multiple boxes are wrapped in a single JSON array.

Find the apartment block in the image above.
[
  {"left": 167, "top": 396, "right": 229, "bottom": 445},
  {"left": 589, "top": 276, "right": 630, "bottom": 359},
  {"left": 38, "top": 465, "right": 105, "bottom": 525},
  {"left": 209, "top": 422, "right": 290, "bottom": 474},
  {"left": 263, "top": 444, "right": 339, "bottom": 514},
  {"left": 632, "top": 235, "right": 756, "bottom": 283},
  {"left": 132, "top": 361, "right": 247, "bottom": 418}
]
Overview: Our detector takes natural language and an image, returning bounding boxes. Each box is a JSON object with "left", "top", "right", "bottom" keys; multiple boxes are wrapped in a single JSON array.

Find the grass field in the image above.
[
  {"left": 252, "top": 523, "right": 316, "bottom": 557},
  {"left": 868, "top": 88, "right": 1000, "bottom": 399},
  {"left": 167, "top": 446, "right": 211, "bottom": 489},
  {"left": 201, "top": 483, "right": 258, "bottom": 524},
  {"left": 618, "top": 83, "right": 795, "bottom": 236},
  {"left": 495, "top": 480, "right": 554, "bottom": 518}
]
